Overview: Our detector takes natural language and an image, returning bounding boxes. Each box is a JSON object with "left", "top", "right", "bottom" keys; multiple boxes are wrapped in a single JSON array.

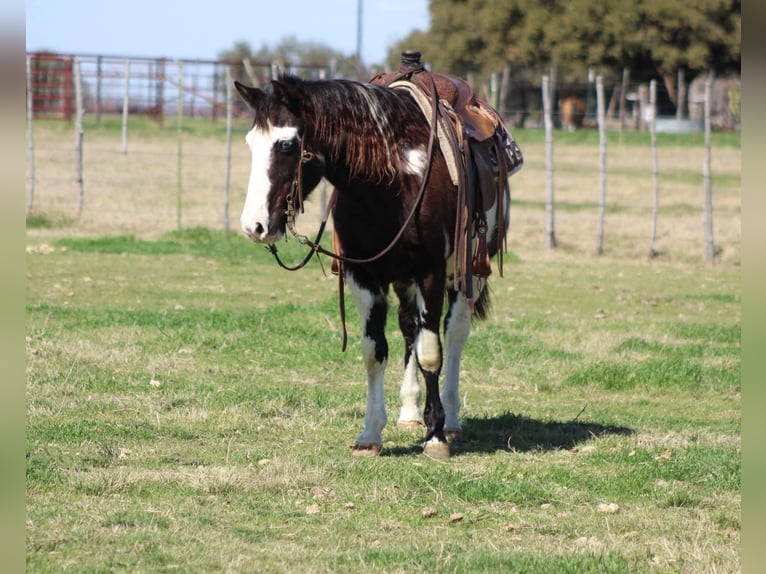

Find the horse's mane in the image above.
[{"left": 278, "top": 75, "right": 428, "bottom": 184}]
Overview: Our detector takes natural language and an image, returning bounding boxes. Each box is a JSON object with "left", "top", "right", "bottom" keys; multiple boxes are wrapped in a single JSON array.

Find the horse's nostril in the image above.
[{"left": 254, "top": 222, "right": 265, "bottom": 235}]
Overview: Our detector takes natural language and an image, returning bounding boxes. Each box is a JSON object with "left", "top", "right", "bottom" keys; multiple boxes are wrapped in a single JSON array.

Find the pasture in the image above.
[{"left": 26, "top": 118, "right": 740, "bottom": 572}]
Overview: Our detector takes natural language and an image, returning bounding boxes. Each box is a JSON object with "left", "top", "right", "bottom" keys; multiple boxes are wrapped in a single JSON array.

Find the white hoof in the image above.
[{"left": 351, "top": 443, "right": 382, "bottom": 457}]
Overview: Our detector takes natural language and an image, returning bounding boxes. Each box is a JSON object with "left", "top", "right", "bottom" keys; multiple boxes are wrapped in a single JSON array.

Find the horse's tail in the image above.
[{"left": 472, "top": 282, "right": 492, "bottom": 321}]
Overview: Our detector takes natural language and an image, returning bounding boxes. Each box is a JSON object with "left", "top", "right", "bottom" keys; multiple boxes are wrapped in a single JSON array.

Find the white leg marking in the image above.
[
  {"left": 442, "top": 289, "right": 473, "bottom": 433},
  {"left": 415, "top": 329, "right": 441, "bottom": 373},
  {"left": 398, "top": 355, "right": 421, "bottom": 425},
  {"left": 347, "top": 274, "right": 387, "bottom": 447}
]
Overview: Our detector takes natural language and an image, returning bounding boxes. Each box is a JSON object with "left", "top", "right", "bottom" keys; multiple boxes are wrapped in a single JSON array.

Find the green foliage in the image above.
[
  {"left": 395, "top": 0, "right": 740, "bottom": 84},
  {"left": 218, "top": 37, "right": 361, "bottom": 78}
]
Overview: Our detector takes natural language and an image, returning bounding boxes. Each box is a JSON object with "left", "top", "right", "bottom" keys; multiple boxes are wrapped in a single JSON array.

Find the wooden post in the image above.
[
  {"left": 156, "top": 58, "right": 165, "bottom": 127},
  {"left": 223, "top": 65, "right": 233, "bottom": 232},
  {"left": 176, "top": 61, "right": 184, "bottom": 230},
  {"left": 619, "top": 67, "right": 629, "bottom": 138},
  {"left": 595, "top": 76, "right": 607, "bottom": 255},
  {"left": 242, "top": 58, "right": 258, "bottom": 86},
  {"left": 121, "top": 59, "right": 130, "bottom": 155},
  {"left": 676, "top": 69, "right": 686, "bottom": 119},
  {"left": 542, "top": 75, "right": 556, "bottom": 249},
  {"left": 211, "top": 63, "right": 219, "bottom": 122},
  {"left": 676, "top": 69, "right": 686, "bottom": 145},
  {"left": 95, "top": 55, "right": 102, "bottom": 122},
  {"left": 649, "top": 79, "right": 660, "bottom": 257},
  {"left": 499, "top": 65, "right": 510, "bottom": 118},
  {"left": 637, "top": 84, "right": 648, "bottom": 132},
  {"left": 703, "top": 73, "right": 715, "bottom": 263},
  {"left": 74, "top": 57, "right": 85, "bottom": 215},
  {"left": 26, "top": 54, "right": 35, "bottom": 212},
  {"left": 490, "top": 72, "right": 499, "bottom": 111}
]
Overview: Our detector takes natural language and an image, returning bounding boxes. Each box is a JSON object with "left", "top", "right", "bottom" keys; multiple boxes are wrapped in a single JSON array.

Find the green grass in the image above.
[
  {"left": 515, "top": 127, "right": 741, "bottom": 149},
  {"left": 32, "top": 115, "right": 742, "bottom": 150},
  {"left": 32, "top": 115, "right": 253, "bottom": 140},
  {"left": 26, "top": 228, "right": 740, "bottom": 572},
  {"left": 26, "top": 212, "right": 74, "bottom": 229}
]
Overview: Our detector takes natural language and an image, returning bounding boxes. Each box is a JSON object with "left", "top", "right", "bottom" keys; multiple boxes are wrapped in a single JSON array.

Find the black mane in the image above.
[{"left": 276, "top": 75, "right": 430, "bottom": 183}]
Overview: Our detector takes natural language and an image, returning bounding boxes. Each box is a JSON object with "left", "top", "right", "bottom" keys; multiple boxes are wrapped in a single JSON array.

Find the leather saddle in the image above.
[{"left": 369, "top": 52, "right": 523, "bottom": 290}]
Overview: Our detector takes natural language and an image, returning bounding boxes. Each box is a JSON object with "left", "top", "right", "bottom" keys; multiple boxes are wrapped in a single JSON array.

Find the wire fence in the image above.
[{"left": 25, "top": 52, "right": 741, "bottom": 264}]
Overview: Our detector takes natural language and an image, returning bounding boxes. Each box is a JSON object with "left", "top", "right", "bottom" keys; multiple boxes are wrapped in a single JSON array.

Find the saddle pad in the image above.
[{"left": 388, "top": 80, "right": 460, "bottom": 187}]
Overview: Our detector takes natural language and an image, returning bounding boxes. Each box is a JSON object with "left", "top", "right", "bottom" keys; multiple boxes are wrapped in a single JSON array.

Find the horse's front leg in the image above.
[
  {"left": 394, "top": 281, "right": 421, "bottom": 429},
  {"left": 347, "top": 272, "right": 389, "bottom": 456},
  {"left": 415, "top": 272, "right": 450, "bottom": 459}
]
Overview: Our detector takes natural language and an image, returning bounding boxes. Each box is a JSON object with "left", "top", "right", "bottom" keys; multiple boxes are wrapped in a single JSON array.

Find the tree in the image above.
[
  {"left": 390, "top": 0, "right": 741, "bottom": 99},
  {"left": 217, "top": 37, "right": 361, "bottom": 79},
  {"left": 625, "top": 0, "right": 741, "bottom": 102}
]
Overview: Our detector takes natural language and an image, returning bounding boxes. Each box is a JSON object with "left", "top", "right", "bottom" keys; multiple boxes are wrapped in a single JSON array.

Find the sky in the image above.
[{"left": 25, "top": 0, "right": 430, "bottom": 66}]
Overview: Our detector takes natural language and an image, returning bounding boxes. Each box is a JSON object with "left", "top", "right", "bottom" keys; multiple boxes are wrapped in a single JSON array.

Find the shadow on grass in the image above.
[{"left": 384, "top": 411, "right": 634, "bottom": 457}]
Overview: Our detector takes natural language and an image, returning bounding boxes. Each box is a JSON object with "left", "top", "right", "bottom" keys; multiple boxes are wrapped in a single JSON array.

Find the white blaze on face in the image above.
[{"left": 240, "top": 123, "right": 299, "bottom": 242}]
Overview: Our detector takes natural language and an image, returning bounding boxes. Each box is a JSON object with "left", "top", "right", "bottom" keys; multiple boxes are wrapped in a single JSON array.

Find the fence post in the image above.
[
  {"left": 499, "top": 65, "right": 510, "bottom": 118},
  {"left": 595, "top": 76, "right": 607, "bottom": 255},
  {"left": 542, "top": 75, "right": 556, "bottom": 249},
  {"left": 122, "top": 59, "right": 130, "bottom": 154},
  {"left": 649, "top": 79, "right": 660, "bottom": 257},
  {"left": 242, "top": 58, "right": 258, "bottom": 86},
  {"left": 96, "top": 55, "right": 102, "bottom": 122},
  {"left": 223, "top": 65, "right": 233, "bottom": 232},
  {"left": 176, "top": 61, "right": 184, "bottom": 230},
  {"left": 26, "top": 54, "right": 35, "bottom": 212},
  {"left": 619, "top": 67, "right": 629, "bottom": 140},
  {"left": 703, "top": 73, "right": 715, "bottom": 263},
  {"left": 74, "top": 57, "right": 85, "bottom": 215},
  {"left": 676, "top": 69, "right": 686, "bottom": 145}
]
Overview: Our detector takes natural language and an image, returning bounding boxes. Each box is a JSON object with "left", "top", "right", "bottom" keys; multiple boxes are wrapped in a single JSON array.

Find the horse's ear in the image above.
[
  {"left": 271, "top": 80, "right": 303, "bottom": 114},
  {"left": 234, "top": 81, "right": 264, "bottom": 110}
]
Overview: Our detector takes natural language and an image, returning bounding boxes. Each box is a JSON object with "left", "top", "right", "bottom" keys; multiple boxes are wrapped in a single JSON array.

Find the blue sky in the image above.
[{"left": 26, "top": 0, "right": 430, "bottom": 66}]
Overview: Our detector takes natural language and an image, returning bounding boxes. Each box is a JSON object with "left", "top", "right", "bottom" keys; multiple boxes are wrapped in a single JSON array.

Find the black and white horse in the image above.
[{"left": 235, "top": 75, "right": 511, "bottom": 458}]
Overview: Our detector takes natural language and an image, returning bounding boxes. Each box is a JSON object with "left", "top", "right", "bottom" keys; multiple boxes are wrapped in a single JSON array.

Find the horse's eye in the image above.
[{"left": 277, "top": 139, "right": 296, "bottom": 153}]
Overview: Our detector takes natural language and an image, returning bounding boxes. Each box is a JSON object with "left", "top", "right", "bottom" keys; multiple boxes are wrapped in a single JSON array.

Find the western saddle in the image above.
[{"left": 369, "top": 51, "right": 523, "bottom": 305}]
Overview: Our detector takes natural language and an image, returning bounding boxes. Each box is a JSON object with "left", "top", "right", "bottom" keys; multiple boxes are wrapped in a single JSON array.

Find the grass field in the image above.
[{"left": 26, "top": 118, "right": 740, "bottom": 572}]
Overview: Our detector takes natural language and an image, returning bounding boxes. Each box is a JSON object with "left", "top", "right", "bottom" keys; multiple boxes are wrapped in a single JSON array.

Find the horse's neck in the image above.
[{"left": 305, "top": 83, "right": 403, "bottom": 187}]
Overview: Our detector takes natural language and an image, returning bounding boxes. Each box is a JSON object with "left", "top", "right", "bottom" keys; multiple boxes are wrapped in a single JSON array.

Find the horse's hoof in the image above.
[
  {"left": 351, "top": 443, "right": 382, "bottom": 457},
  {"left": 445, "top": 427, "right": 463, "bottom": 441},
  {"left": 423, "top": 441, "right": 451, "bottom": 460},
  {"left": 397, "top": 420, "right": 422, "bottom": 430}
]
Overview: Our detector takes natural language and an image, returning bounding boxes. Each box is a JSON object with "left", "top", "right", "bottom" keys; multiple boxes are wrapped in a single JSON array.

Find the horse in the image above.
[
  {"left": 560, "top": 96, "right": 586, "bottom": 131},
  {"left": 234, "top": 68, "right": 520, "bottom": 458}
]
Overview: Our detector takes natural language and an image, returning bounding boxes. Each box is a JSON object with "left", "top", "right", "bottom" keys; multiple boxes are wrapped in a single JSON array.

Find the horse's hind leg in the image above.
[
  {"left": 347, "top": 272, "right": 389, "bottom": 456},
  {"left": 441, "top": 286, "right": 474, "bottom": 440},
  {"left": 394, "top": 281, "right": 421, "bottom": 430},
  {"left": 415, "top": 273, "right": 450, "bottom": 459}
]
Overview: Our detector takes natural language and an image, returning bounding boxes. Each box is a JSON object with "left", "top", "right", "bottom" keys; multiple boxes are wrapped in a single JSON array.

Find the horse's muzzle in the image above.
[{"left": 242, "top": 222, "right": 283, "bottom": 244}]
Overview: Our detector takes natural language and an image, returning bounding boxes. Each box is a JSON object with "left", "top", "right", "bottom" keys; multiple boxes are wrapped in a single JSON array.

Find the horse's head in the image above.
[{"left": 234, "top": 79, "right": 324, "bottom": 243}]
